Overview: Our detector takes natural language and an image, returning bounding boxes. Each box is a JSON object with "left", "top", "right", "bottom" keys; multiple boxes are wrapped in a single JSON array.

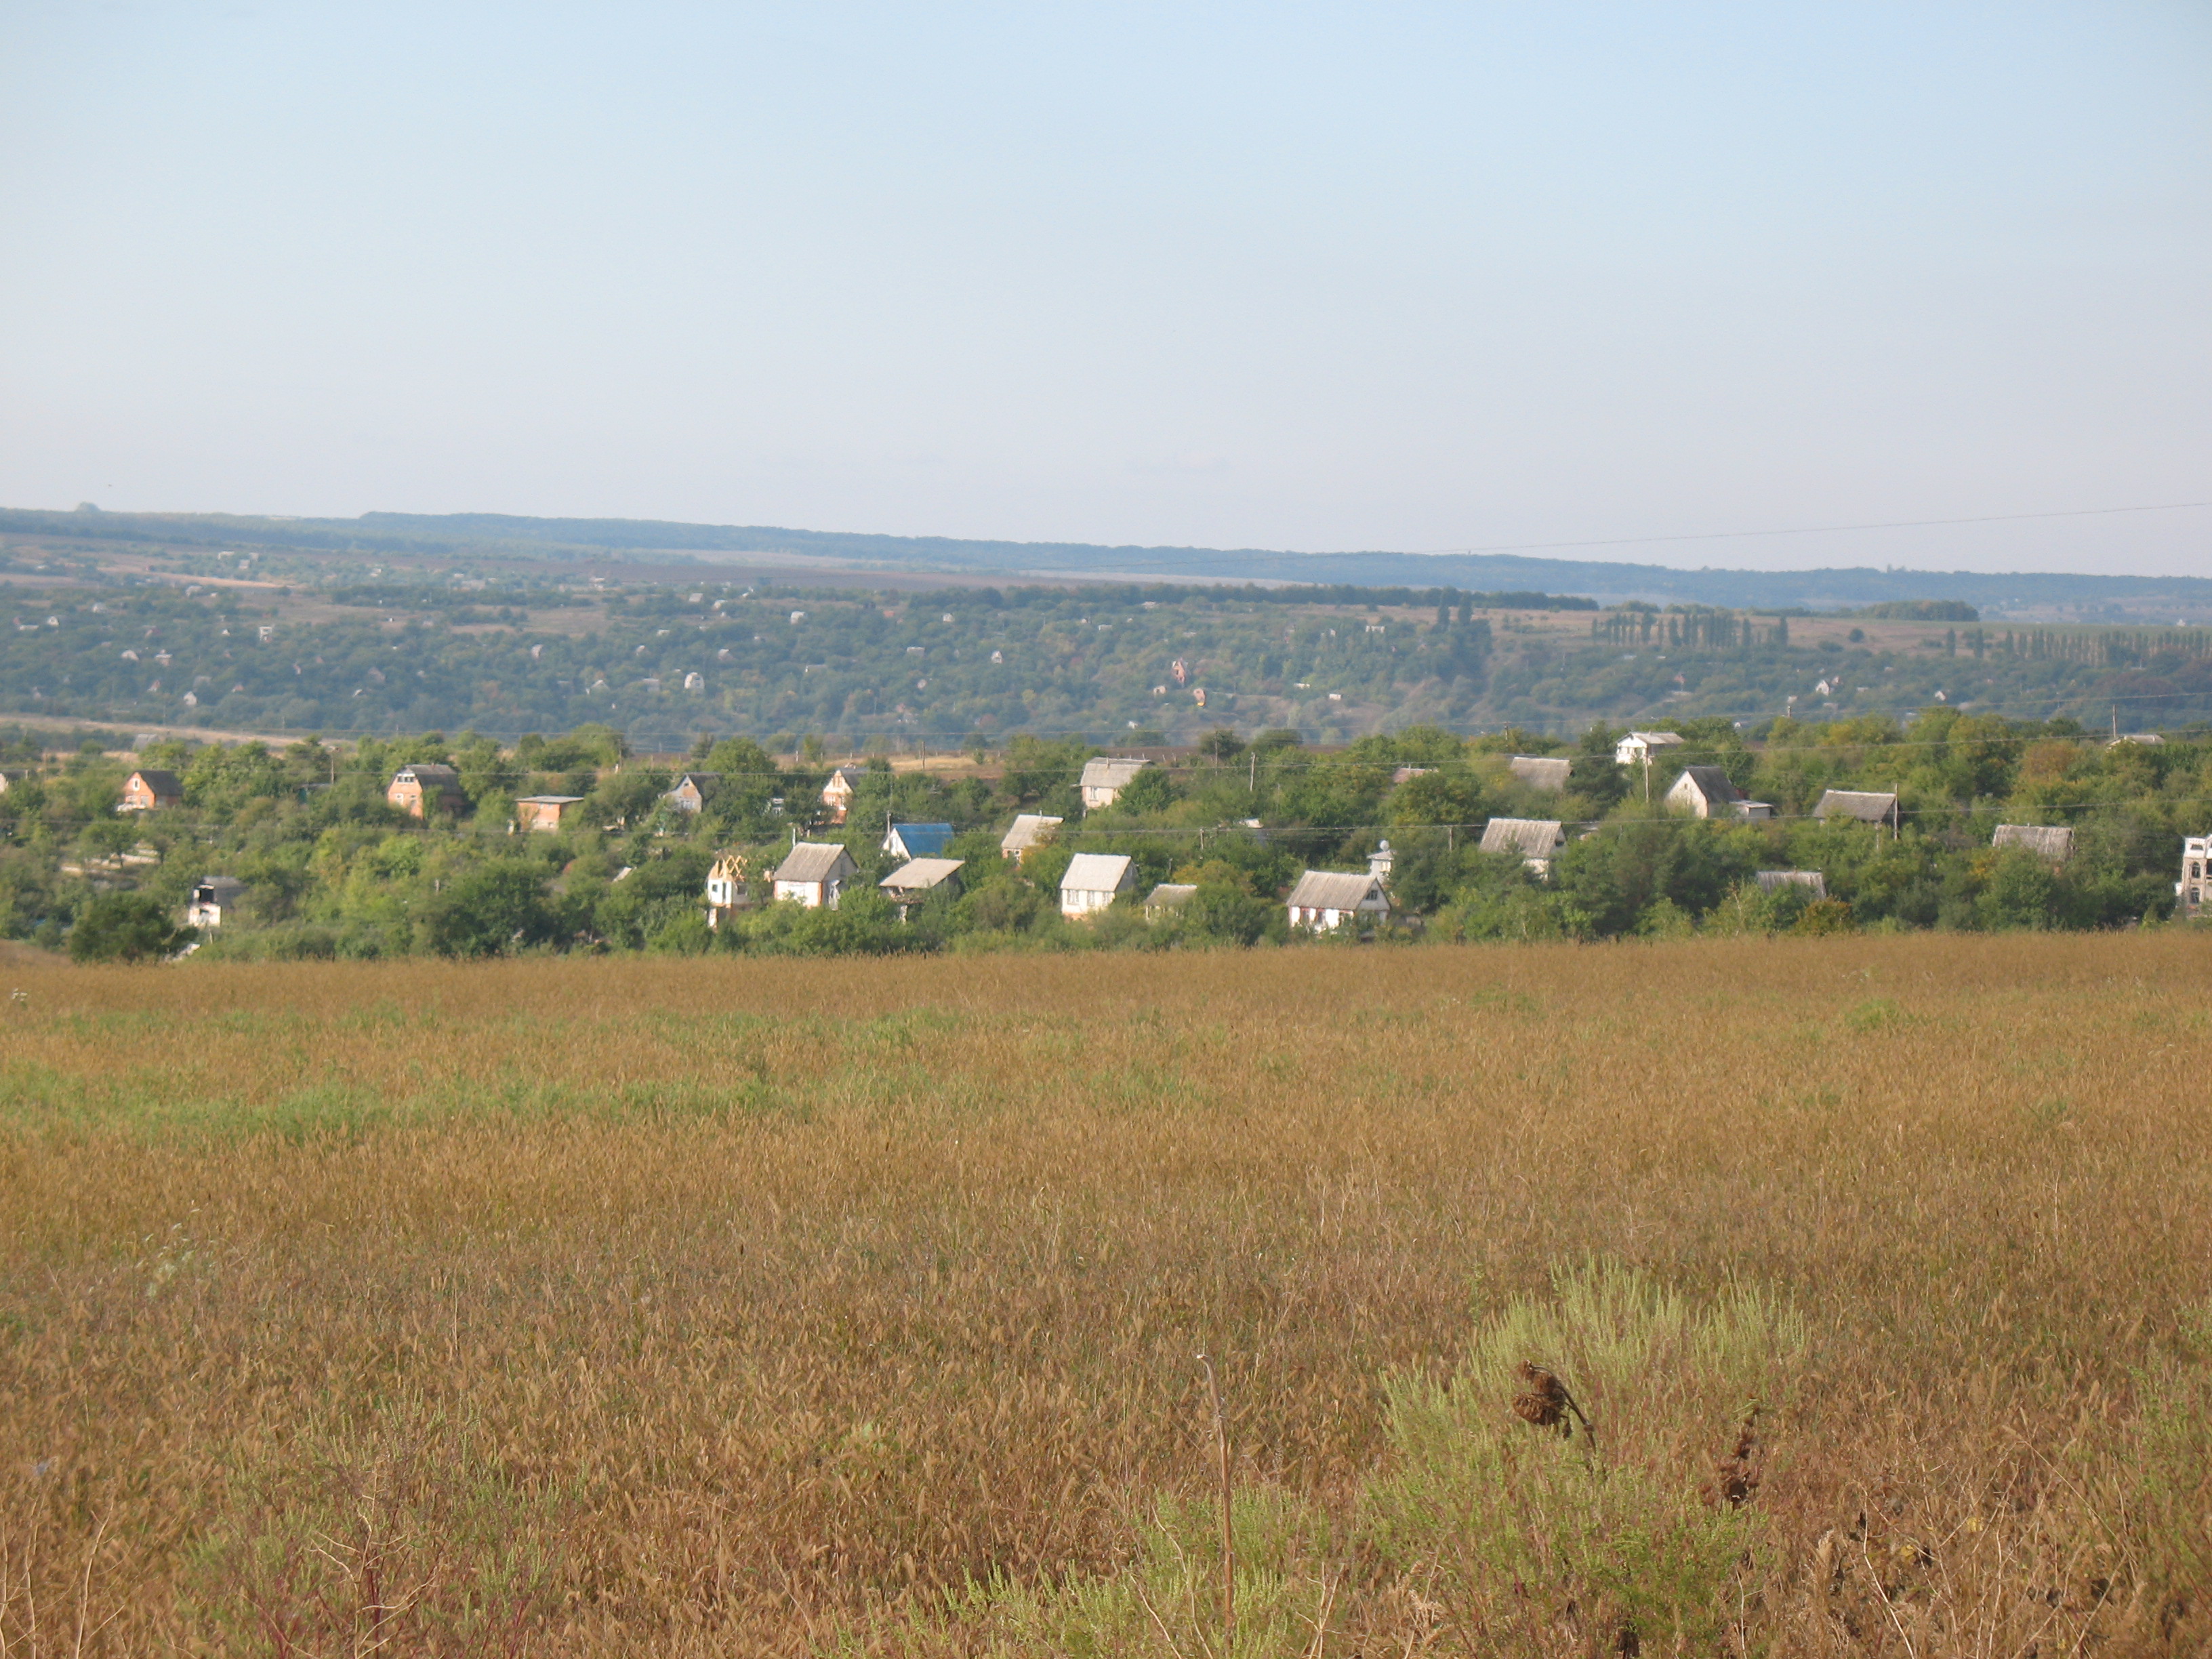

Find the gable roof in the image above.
[
  {"left": 1508, "top": 756, "right": 1571, "bottom": 790},
  {"left": 1993, "top": 823, "right": 2074, "bottom": 861},
  {"left": 1626, "top": 730, "right": 1684, "bottom": 747},
  {"left": 886, "top": 822, "right": 955, "bottom": 857},
  {"left": 394, "top": 762, "right": 459, "bottom": 784},
  {"left": 1060, "top": 852, "right": 1134, "bottom": 892},
  {"left": 1079, "top": 757, "right": 1150, "bottom": 790},
  {"left": 1285, "top": 869, "right": 1387, "bottom": 912},
  {"left": 1671, "top": 764, "right": 1742, "bottom": 804},
  {"left": 516, "top": 794, "right": 586, "bottom": 806},
  {"left": 1479, "top": 817, "right": 1566, "bottom": 857},
  {"left": 1813, "top": 789, "right": 1899, "bottom": 824},
  {"left": 774, "top": 842, "right": 857, "bottom": 884},
  {"left": 1755, "top": 869, "right": 1826, "bottom": 896},
  {"left": 1000, "top": 813, "right": 1063, "bottom": 850},
  {"left": 130, "top": 769, "right": 184, "bottom": 796},
  {"left": 192, "top": 875, "right": 246, "bottom": 899},
  {"left": 1143, "top": 882, "right": 1198, "bottom": 909},
  {"left": 668, "top": 771, "right": 720, "bottom": 793},
  {"left": 880, "top": 857, "right": 964, "bottom": 895}
]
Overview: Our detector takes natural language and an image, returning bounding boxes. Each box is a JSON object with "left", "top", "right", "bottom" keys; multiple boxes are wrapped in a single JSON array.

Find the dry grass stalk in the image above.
[{"left": 1197, "top": 1353, "right": 1233, "bottom": 1651}]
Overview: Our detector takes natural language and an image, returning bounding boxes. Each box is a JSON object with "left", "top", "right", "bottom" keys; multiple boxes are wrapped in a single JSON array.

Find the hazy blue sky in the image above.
[{"left": 2, "top": 3, "right": 2207, "bottom": 573}]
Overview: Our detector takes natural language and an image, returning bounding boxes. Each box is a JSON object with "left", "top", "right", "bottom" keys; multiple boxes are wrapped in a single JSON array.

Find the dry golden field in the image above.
[{"left": 0, "top": 937, "right": 2208, "bottom": 1656}]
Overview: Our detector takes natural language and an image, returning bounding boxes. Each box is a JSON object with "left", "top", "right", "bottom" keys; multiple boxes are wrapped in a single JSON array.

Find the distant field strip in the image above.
[{"left": 0, "top": 938, "right": 2208, "bottom": 1654}]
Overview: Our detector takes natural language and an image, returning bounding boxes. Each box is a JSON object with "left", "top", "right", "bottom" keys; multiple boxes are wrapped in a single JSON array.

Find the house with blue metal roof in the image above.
[{"left": 883, "top": 821, "right": 955, "bottom": 860}]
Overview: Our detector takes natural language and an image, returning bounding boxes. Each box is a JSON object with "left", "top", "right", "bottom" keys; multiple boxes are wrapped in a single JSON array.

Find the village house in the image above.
[
  {"left": 879, "top": 857, "right": 964, "bottom": 919},
  {"left": 1755, "top": 870, "right": 1827, "bottom": 900},
  {"left": 1285, "top": 869, "right": 1391, "bottom": 932},
  {"left": 387, "top": 763, "right": 465, "bottom": 818},
  {"left": 1142, "top": 882, "right": 1197, "bottom": 920},
  {"left": 1658, "top": 766, "right": 1775, "bottom": 821},
  {"left": 186, "top": 876, "right": 246, "bottom": 929},
  {"left": 773, "top": 842, "right": 857, "bottom": 909},
  {"left": 1663, "top": 764, "right": 1742, "bottom": 818},
  {"left": 1613, "top": 731, "right": 1684, "bottom": 767},
  {"left": 819, "top": 765, "right": 867, "bottom": 823},
  {"left": 882, "top": 821, "right": 954, "bottom": 860},
  {"left": 703, "top": 851, "right": 753, "bottom": 928},
  {"left": 119, "top": 768, "right": 184, "bottom": 813},
  {"left": 2177, "top": 836, "right": 2209, "bottom": 918},
  {"left": 1507, "top": 755, "right": 1571, "bottom": 792},
  {"left": 663, "top": 772, "right": 720, "bottom": 813},
  {"left": 1479, "top": 817, "right": 1568, "bottom": 876},
  {"left": 1059, "top": 852, "right": 1135, "bottom": 917},
  {"left": 1078, "top": 757, "right": 1150, "bottom": 812},
  {"left": 1000, "top": 813, "right": 1062, "bottom": 861},
  {"left": 1813, "top": 790, "right": 1901, "bottom": 833},
  {"left": 1992, "top": 824, "right": 2074, "bottom": 865},
  {"left": 514, "top": 795, "right": 586, "bottom": 832}
]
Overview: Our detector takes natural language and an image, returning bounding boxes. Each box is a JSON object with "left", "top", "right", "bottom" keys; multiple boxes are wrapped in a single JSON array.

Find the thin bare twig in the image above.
[{"left": 1197, "top": 1353, "right": 1233, "bottom": 1651}]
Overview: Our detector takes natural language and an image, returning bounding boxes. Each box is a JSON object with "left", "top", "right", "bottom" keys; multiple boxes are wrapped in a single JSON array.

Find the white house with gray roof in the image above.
[
  {"left": 1284, "top": 869, "right": 1390, "bottom": 932},
  {"left": 1059, "top": 852, "right": 1136, "bottom": 917},
  {"left": 1078, "top": 757, "right": 1150, "bottom": 812},
  {"left": 772, "top": 842, "right": 857, "bottom": 909},
  {"left": 1480, "top": 817, "right": 1568, "bottom": 876},
  {"left": 1000, "top": 813, "right": 1063, "bottom": 861}
]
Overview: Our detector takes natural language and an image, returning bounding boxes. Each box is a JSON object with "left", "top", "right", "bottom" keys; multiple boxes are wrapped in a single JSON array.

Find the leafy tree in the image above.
[
  {"left": 419, "top": 861, "right": 559, "bottom": 956},
  {"left": 69, "top": 893, "right": 192, "bottom": 962},
  {"left": 1195, "top": 727, "right": 1246, "bottom": 761}
]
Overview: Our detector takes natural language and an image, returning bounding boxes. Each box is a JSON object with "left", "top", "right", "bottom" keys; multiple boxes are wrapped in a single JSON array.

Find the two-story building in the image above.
[
  {"left": 388, "top": 764, "right": 466, "bottom": 818},
  {"left": 119, "top": 769, "right": 184, "bottom": 813},
  {"left": 1078, "top": 758, "right": 1150, "bottom": 813}
]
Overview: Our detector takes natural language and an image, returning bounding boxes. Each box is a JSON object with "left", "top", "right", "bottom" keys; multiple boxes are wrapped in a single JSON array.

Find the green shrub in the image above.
[
  {"left": 68, "top": 892, "right": 193, "bottom": 962},
  {"left": 1361, "top": 1262, "right": 1805, "bottom": 1655}
]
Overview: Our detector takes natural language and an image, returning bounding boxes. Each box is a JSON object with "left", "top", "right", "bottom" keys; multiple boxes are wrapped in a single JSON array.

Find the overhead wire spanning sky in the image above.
[{"left": 0, "top": 3, "right": 2207, "bottom": 576}]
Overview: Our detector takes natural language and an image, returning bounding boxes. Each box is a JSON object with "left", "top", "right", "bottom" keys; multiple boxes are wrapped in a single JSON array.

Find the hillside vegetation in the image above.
[
  {"left": 1, "top": 939, "right": 2206, "bottom": 1654},
  {"left": 2, "top": 708, "right": 2207, "bottom": 959},
  {"left": 3, "top": 568, "right": 2212, "bottom": 745}
]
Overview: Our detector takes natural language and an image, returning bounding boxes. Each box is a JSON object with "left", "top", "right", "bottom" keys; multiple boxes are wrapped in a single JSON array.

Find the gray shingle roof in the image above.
[
  {"left": 775, "top": 842, "right": 855, "bottom": 884},
  {"left": 1060, "top": 853, "right": 1134, "bottom": 893},
  {"left": 1755, "top": 870, "right": 1826, "bottom": 897},
  {"left": 1993, "top": 824, "right": 2074, "bottom": 861},
  {"left": 131, "top": 769, "right": 184, "bottom": 796},
  {"left": 1814, "top": 790, "right": 1899, "bottom": 825},
  {"left": 880, "top": 857, "right": 964, "bottom": 895},
  {"left": 396, "top": 764, "right": 459, "bottom": 785},
  {"left": 1508, "top": 756, "right": 1571, "bottom": 790},
  {"left": 1480, "top": 817, "right": 1565, "bottom": 857},
  {"left": 1079, "top": 758, "right": 1150, "bottom": 790},
  {"left": 1286, "top": 869, "right": 1387, "bottom": 912},
  {"left": 1000, "top": 813, "right": 1063, "bottom": 851}
]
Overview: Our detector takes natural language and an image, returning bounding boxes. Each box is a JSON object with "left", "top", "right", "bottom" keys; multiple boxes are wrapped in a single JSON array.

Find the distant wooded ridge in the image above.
[{"left": 5, "top": 503, "right": 2209, "bottom": 616}]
